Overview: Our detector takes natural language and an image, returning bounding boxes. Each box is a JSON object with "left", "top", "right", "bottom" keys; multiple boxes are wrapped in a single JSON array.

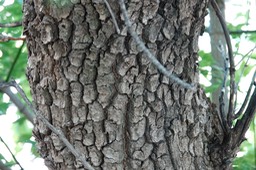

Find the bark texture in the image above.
[{"left": 23, "top": 0, "right": 227, "bottom": 169}]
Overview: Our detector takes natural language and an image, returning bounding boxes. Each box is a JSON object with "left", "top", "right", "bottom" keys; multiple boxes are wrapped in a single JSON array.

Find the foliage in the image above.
[
  {"left": 0, "top": 0, "right": 35, "bottom": 168},
  {"left": 198, "top": 51, "right": 222, "bottom": 93},
  {"left": 0, "top": 94, "right": 9, "bottom": 115},
  {"left": 0, "top": 153, "right": 15, "bottom": 168},
  {"left": 233, "top": 140, "right": 256, "bottom": 170}
]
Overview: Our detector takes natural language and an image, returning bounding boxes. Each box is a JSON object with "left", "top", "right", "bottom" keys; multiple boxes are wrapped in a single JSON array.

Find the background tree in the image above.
[
  {"left": 0, "top": 0, "right": 255, "bottom": 169},
  {"left": 208, "top": 0, "right": 228, "bottom": 111}
]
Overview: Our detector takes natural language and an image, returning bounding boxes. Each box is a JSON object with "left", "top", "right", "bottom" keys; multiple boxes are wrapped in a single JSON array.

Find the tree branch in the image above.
[
  {"left": 118, "top": 0, "right": 195, "bottom": 90},
  {"left": 0, "top": 85, "right": 35, "bottom": 124},
  {"left": 0, "top": 81, "right": 95, "bottom": 170},
  {"left": 233, "top": 84, "right": 256, "bottom": 147},
  {"left": 230, "top": 30, "right": 256, "bottom": 35},
  {"left": 235, "top": 45, "right": 256, "bottom": 67},
  {"left": 233, "top": 51, "right": 254, "bottom": 118},
  {"left": 0, "top": 21, "right": 22, "bottom": 28},
  {"left": 0, "top": 34, "right": 26, "bottom": 42},
  {"left": 0, "top": 137, "right": 24, "bottom": 170},
  {"left": 103, "top": 0, "right": 120, "bottom": 34},
  {"left": 6, "top": 41, "right": 26, "bottom": 82},
  {"left": 205, "top": 28, "right": 256, "bottom": 35},
  {"left": 233, "top": 71, "right": 256, "bottom": 119},
  {"left": 211, "top": 0, "right": 236, "bottom": 127}
]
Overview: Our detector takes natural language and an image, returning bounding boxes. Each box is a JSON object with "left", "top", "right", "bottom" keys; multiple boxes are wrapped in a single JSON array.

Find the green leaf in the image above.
[
  {"left": 251, "top": 53, "right": 256, "bottom": 60},
  {"left": 0, "top": 153, "right": 5, "bottom": 160},
  {"left": 233, "top": 140, "right": 256, "bottom": 170},
  {"left": 0, "top": 154, "right": 15, "bottom": 168},
  {"left": 198, "top": 51, "right": 214, "bottom": 67},
  {"left": 0, "top": 102, "right": 9, "bottom": 115},
  {"left": 199, "top": 69, "right": 209, "bottom": 77},
  {"left": 204, "top": 83, "right": 220, "bottom": 93},
  {"left": 235, "top": 61, "right": 255, "bottom": 83},
  {"left": 248, "top": 33, "right": 256, "bottom": 42},
  {"left": 30, "top": 141, "right": 40, "bottom": 157},
  {"left": 12, "top": 115, "right": 32, "bottom": 151},
  {"left": 243, "top": 64, "right": 254, "bottom": 77}
]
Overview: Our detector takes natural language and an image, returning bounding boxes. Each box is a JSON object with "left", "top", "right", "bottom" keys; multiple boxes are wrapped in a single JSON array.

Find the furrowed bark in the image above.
[{"left": 23, "top": 0, "right": 231, "bottom": 169}]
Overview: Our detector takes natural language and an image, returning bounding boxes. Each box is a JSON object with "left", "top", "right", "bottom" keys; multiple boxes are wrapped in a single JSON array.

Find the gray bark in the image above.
[
  {"left": 209, "top": 0, "right": 228, "bottom": 114},
  {"left": 23, "top": 0, "right": 229, "bottom": 169}
]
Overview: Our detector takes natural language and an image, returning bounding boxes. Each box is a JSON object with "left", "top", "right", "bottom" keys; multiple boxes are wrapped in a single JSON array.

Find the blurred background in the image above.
[{"left": 0, "top": 0, "right": 255, "bottom": 169}]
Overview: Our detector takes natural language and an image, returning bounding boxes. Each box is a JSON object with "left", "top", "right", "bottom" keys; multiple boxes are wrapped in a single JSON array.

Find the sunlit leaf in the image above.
[
  {"left": 233, "top": 140, "right": 256, "bottom": 170},
  {"left": 199, "top": 51, "right": 214, "bottom": 67},
  {"left": 199, "top": 69, "right": 209, "bottom": 77},
  {"left": 0, "top": 102, "right": 9, "bottom": 115},
  {"left": 204, "top": 83, "right": 220, "bottom": 93}
]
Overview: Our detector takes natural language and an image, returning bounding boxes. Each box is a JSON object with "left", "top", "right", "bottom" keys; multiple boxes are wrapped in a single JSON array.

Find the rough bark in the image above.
[{"left": 23, "top": 0, "right": 229, "bottom": 169}]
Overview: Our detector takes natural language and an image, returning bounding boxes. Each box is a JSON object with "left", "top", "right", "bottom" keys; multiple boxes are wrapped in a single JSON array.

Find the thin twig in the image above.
[
  {"left": 235, "top": 45, "right": 256, "bottom": 67},
  {"left": 0, "top": 81, "right": 95, "bottom": 170},
  {"left": 118, "top": 0, "right": 195, "bottom": 90},
  {"left": 0, "top": 21, "right": 22, "bottom": 28},
  {"left": 0, "top": 34, "right": 26, "bottom": 42},
  {"left": 234, "top": 51, "right": 254, "bottom": 112},
  {"left": 0, "top": 137, "right": 24, "bottom": 170},
  {"left": 0, "top": 85, "right": 35, "bottom": 124},
  {"left": 103, "top": 0, "right": 120, "bottom": 34},
  {"left": 233, "top": 70, "right": 256, "bottom": 119},
  {"left": 36, "top": 113, "right": 94, "bottom": 170},
  {"left": 6, "top": 41, "right": 26, "bottom": 82},
  {"left": 230, "top": 30, "right": 256, "bottom": 34},
  {"left": 211, "top": 0, "right": 236, "bottom": 127},
  {"left": 12, "top": 81, "right": 95, "bottom": 170},
  {"left": 205, "top": 28, "right": 256, "bottom": 35},
  {"left": 233, "top": 85, "right": 256, "bottom": 148}
]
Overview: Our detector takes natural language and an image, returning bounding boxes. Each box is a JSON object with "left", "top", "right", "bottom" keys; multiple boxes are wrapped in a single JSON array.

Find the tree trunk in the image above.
[{"left": 23, "top": 0, "right": 229, "bottom": 169}]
